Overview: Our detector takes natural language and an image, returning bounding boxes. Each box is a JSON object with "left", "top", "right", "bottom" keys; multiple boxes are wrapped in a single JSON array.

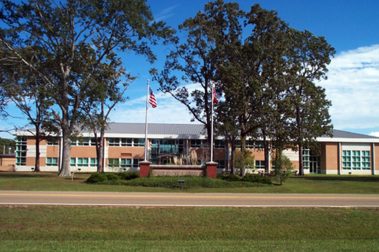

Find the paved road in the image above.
[{"left": 0, "top": 191, "right": 378, "bottom": 207}]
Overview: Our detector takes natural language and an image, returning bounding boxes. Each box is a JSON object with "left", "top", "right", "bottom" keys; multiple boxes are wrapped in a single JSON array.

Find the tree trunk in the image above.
[
  {"left": 34, "top": 127, "right": 40, "bottom": 172},
  {"left": 96, "top": 129, "right": 105, "bottom": 173},
  {"left": 298, "top": 143, "right": 304, "bottom": 176},
  {"left": 230, "top": 140, "right": 235, "bottom": 175},
  {"left": 276, "top": 148, "right": 283, "bottom": 185},
  {"left": 239, "top": 133, "right": 247, "bottom": 176},
  {"left": 296, "top": 105, "right": 303, "bottom": 176},
  {"left": 224, "top": 137, "right": 229, "bottom": 172},
  {"left": 59, "top": 128, "right": 71, "bottom": 177},
  {"left": 263, "top": 133, "right": 270, "bottom": 174}
]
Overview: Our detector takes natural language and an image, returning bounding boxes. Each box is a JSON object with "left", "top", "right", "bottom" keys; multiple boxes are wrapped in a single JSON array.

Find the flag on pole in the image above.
[
  {"left": 149, "top": 87, "right": 157, "bottom": 108},
  {"left": 212, "top": 86, "right": 218, "bottom": 104}
]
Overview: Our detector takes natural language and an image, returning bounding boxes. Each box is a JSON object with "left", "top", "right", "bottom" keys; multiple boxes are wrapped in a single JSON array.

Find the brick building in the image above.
[{"left": 14, "top": 123, "right": 379, "bottom": 175}]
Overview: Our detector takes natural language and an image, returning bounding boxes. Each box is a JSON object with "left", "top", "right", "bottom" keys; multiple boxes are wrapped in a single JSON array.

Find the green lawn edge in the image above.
[
  {"left": 1, "top": 172, "right": 379, "bottom": 193},
  {"left": 1, "top": 207, "right": 378, "bottom": 251}
]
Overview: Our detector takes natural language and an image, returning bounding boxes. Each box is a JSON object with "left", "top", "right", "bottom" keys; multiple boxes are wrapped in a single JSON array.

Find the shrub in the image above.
[
  {"left": 105, "top": 173, "right": 120, "bottom": 182},
  {"left": 86, "top": 173, "right": 108, "bottom": 184},
  {"left": 86, "top": 173, "right": 122, "bottom": 184},
  {"left": 272, "top": 153, "right": 293, "bottom": 185},
  {"left": 242, "top": 174, "right": 272, "bottom": 184},
  {"left": 234, "top": 151, "right": 255, "bottom": 176},
  {"left": 117, "top": 171, "right": 139, "bottom": 180},
  {"left": 219, "top": 173, "right": 242, "bottom": 181}
]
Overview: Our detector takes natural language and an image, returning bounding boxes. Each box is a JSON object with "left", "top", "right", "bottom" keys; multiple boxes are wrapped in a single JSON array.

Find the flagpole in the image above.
[
  {"left": 144, "top": 80, "right": 150, "bottom": 161},
  {"left": 210, "top": 81, "right": 214, "bottom": 162}
]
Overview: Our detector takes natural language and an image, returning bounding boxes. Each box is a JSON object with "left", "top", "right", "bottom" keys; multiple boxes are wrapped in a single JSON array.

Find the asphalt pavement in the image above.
[{"left": 0, "top": 191, "right": 378, "bottom": 207}]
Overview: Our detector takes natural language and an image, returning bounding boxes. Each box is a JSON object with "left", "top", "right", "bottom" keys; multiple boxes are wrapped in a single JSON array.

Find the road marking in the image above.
[
  {"left": 0, "top": 202, "right": 378, "bottom": 208},
  {"left": 0, "top": 192, "right": 377, "bottom": 200}
]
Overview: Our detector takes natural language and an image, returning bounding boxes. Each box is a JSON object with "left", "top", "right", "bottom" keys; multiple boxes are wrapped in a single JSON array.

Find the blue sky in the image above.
[{"left": 2, "top": 0, "right": 379, "bottom": 138}]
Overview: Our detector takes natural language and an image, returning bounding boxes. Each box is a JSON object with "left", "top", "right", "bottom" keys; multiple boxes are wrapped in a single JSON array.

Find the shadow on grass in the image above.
[
  {"left": 292, "top": 175, "right": 379, "bottom": 182},
  {"left": 0, "top": 172, "right": 57, "bottom": 178}
]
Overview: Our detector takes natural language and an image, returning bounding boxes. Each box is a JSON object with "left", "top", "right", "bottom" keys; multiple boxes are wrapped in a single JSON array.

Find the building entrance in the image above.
[{"left": 309, "top": 156, "right": 320, "bottom": 174}]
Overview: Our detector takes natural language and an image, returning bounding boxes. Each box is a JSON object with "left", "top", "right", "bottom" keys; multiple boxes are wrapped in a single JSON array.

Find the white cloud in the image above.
[
  {"left": 110, "top": 83, "right": 200, "bottom": 124},
  {"left": 369, "top": 131, "right": 379, "bottom": 137},
  {"left": 318, "top": 44, "right": 379, "bottom": 130},
  {"left": 115, "top": 44, "right": 379, "bottom": 132},
  {"left": 155, "top": 4, "right": 179, "bottom": 22}
]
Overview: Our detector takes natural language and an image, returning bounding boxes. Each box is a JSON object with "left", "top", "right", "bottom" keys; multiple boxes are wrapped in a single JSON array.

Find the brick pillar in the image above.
[
  {"left": 205, "top": 162, "right": 218, "bottom": 178},
  {"left": 139, "top": 161, "right": 151, "bottom": 177}
]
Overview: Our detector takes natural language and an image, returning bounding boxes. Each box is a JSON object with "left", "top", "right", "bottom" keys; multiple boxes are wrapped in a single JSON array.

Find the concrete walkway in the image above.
[{"left": 0, "top": 191, "right": 378, "bottom": 207}]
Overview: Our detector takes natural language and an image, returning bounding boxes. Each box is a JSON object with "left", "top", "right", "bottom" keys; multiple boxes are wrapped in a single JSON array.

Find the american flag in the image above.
[{"left": 149, "top": 87, "right": 157, "bottom": 108}]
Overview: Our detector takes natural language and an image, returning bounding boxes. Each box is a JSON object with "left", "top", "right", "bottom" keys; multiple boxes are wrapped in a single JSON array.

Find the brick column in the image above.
[
  {"left": 205, "top": 162, "right": 218, "bottom": 178},
  {"left": 139, "top": 161, "right": 151, "bottom": 177}
]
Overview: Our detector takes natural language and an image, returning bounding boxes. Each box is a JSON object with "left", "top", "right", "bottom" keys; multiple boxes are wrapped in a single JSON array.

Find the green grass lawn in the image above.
[
  {"left": 0, "top": 172, "right": 379, "bottom": 193},
  {"left": 0, "top": 206, "right": 378, "bottom": 251}
]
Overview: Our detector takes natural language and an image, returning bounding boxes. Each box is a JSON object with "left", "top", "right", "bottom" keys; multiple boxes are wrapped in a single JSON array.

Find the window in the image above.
[
  {"left": 90, "top": 158, "right": 97, "bottom": 167},
  {"left": 190, "top": 140, "right": 205, "bottom": 148},
  {"left": 254, "top": 141, "right": 265, "bottom": 149},
  {"left": 121, "top": 159, "right": 132, "bottom": 168},
  {"left": 352, "top": 151, "right": 360, "bottom": 170},
  {"left": 245, "top": 140, "right": 253, "bottom": 148},
  {"left": 108, "top": 138, "right": 120, "bottom": 146},
  {"left": 215, "top": 140, "right": 225, "bottom": 149},
  {"left": 342, "top": 150, "right": 351, "bottom": 169},
  {"left": 342, "top": 149, "right": 371, "bottom": 170},
  {"left": 77, "top": 158, "right": 89, "bottom": 167},
  {"left": 70, "top": 158, "right": 76, "bottom": 166},
  {"left": 120, "top": 138, "right": 132, "bottom": 146},
  {"left": 362, "top": 151, "right": 370, "bottom": 170},
  {"left": 16, "top": 137, "right": 27, "bottom": 165},
  {"left": 235, "top": 140, "right": 241, "bottom": 148},
  {"left": 217, "top": 160, "right": 225, "bottom": 169},
  {"left": 70, "top": 139, "right": 77, "bottom": 146},
  {"left": 90, "top": 138, "right": 98, "bottom": 146},
  {"left": 47, "top": 138, "right": 58, "bottom": 146},
  {"left": 132, "top": 159, "right": 143, "bottom": 168},
  {"left": 255, "top": 160, "right": 265, "bottom": 169},
  {"left": 46, "top": 157, "right": 58, "bottom": 166},
  {"left": 108, "top": 158, "right": 120, "bottom": 167},
  {"left": 133, "top": 138, "right": 145, "bottom": 147},
  {"left": 77, "top": 138, "right": 90, "bottom": 146},
  {"left": 303, "top": 149, "right": 310, "bottom": 169}
]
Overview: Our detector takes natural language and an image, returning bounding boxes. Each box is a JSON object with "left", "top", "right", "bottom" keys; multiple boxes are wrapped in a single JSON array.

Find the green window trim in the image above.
[
  {"left": 77, "top": 158, "right": 89, "bottom": 167},
  {"left": 108, "top": 158, "right": 120, "bottom": 167},
  {"left": 70, "top": 158, "right": 76, "bottom": 166},
  {"left": 90, "top": 158, "right": 98, "bottom": 167},
  {"left": 342, "top": 149, "right": 371, "bottom": 170},
  {"left": 46, "top": 157, "right": 58, "bottom": 166}
]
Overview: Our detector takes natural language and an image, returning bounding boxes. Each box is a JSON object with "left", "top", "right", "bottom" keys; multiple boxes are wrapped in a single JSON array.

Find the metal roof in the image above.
[
  {"left": 106, "top": 123, "right": 205, "bottom": 136},
  {"left": 16, "top": 122, "right": 379, "bottom": 141},
  {"left": 326, "top": 129, "right": 378, "bottom": 139},
  {"left": 107, "top": 123, "right": 378, "bottom": 139}
]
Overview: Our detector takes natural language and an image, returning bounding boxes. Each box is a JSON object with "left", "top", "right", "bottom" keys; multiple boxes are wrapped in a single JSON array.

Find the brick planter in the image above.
[
  {"left": 205, "top": 162, "right": 218, "bottom": 178},
  {"left": 139, "top": 161, "right": 151, "bottom": 177}
]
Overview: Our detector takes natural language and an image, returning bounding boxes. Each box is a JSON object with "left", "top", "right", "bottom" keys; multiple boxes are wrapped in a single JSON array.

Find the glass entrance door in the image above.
[{"left": 309, "top": 156, "right": 320, "bottom": 174}]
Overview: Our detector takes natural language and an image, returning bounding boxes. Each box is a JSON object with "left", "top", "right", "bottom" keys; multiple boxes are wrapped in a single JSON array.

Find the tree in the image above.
[
  {"left": 83, "top": 62, "right": 134, "bottom": 173},
  {"left": 230, "top": 5, "right": 334, "bottom": 177},
  {"left": 0, "top": 87, "right": 7, "bottom": 117},
  {"left": 286, "top": 30, "right": 335, "bottom": 175},
  {"left": 0, "top": 0, "right": 171, "bottom": 176},
  {"left": 218, "top": 4, "right": 292, "bottom": 174},
  {"left": 1, "top": 48, "right": 52, "bottom": 172},
  {"left": 218, "top": 44, "right": 258, "bottom": 174},
  {"left": 215, "top": 100, "right": 239, "bottom": 173},
  {"left": 153, "top": 0, "right": 243, "bottom": 159}
]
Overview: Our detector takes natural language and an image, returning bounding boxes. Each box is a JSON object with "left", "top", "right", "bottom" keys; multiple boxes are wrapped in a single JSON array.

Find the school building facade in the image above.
[{"left": 14, "top": 123, "right": 379, "bottom": 175}]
